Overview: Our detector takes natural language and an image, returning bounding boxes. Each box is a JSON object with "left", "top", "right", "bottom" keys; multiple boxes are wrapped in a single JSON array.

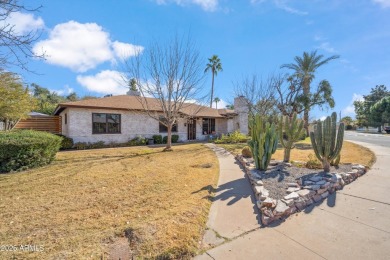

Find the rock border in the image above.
[{"left": 236, "top": 155, "right": 367, "bottom": 226}]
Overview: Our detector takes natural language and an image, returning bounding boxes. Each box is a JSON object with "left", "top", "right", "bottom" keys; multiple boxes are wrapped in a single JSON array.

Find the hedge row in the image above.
[{"left": 0, "top": 130, "right": 62, "bottom": 173}]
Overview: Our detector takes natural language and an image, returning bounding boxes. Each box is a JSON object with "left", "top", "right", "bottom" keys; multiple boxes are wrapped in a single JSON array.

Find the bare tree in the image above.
[
  {"left": 0, "top": 0, "right": 44, "bottom": 71},
  {"left": 233, "top": 74, "right": 278, "bottom": 117},
  {"left": 123, "top": 34, "right": 206, "bottom": 151}
]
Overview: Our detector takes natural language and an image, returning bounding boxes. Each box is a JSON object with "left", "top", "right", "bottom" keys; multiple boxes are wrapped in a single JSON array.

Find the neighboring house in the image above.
[{"left": 53, "top": 93, "right": 249, "bottom": 144}]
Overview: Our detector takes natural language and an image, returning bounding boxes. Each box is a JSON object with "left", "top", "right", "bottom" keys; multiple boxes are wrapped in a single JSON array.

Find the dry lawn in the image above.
[
  {"left": 218, "top": 138, "right": 376, "bottom": 167},
  {"left": 0, "top": 144, "right": 218, "bottom": 259}
]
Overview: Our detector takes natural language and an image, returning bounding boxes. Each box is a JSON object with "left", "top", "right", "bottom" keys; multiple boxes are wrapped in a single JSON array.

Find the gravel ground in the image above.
[{"left": 257, "top": 163, "right": 353, "bottom": 200}]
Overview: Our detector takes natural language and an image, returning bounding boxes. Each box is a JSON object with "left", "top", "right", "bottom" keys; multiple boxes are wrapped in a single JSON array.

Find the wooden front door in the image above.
[{"left": 187, "top": 119, "right": 196, "bottom": 140}]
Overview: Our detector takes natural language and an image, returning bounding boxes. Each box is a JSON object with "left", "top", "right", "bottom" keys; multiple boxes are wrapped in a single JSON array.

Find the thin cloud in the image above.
[
  {"left": 154, "top": 0, "right": 219, "bottom": 12},
  {"left": 372, "top": 0, "right": 390, "bottom": 8},
  {"left": 342, "top": 93, "right": 364, "bottom": 118},
  {"left": 251, "top": 0, "right": 308, "bottom": 15}
]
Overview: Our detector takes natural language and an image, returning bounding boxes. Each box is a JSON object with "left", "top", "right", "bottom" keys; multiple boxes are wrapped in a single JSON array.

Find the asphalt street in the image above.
[{"left": 345, "top": 131, "right": 390, "bottom": 147}]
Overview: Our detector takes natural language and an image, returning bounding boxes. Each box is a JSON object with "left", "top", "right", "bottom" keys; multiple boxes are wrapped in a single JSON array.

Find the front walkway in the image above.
[{"left": 197, "top": 143, "right": 390, "bottom": 260}]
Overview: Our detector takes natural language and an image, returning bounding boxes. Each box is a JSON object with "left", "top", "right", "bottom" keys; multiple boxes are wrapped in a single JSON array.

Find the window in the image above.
[
  {"left": 92, "top": 113, "right": 121, "bottom": 134},
  {"left": 202, "top": 118, "right": 215, "bottom": 135},
  {"left": 64, "top": 113, "right": 67, "bottom": 125},
  {"left": 159, "top": 117, "right": 177, "bottom": 133}
]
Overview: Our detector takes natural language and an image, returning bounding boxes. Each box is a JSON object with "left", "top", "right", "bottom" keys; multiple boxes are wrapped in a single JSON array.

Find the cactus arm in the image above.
[
  {"left": 330, "top": 123, "right": 345, "bottom": 161},
  {"left": 310, "top": 131, "right": 324, "bottom": 161}
]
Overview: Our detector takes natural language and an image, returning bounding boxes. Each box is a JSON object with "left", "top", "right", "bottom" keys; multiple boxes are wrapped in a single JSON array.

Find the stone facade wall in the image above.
[{"left": 59, "top": 108, "right": 228, "bottom": 143}]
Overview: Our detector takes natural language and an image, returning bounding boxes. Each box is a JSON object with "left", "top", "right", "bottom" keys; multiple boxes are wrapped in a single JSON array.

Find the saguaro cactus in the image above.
[
  {"left": 248, "top": 115, "right": 278, "bottom": 171},
  {"left": 310, "top": 112, "right": 344, "bottom": 172},
  {"left": 279, "top": 113, "right": 305, "bottom": 162}
]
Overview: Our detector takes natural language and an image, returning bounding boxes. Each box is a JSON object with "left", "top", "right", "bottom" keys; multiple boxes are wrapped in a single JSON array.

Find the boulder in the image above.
[
  {"left": 297, "top": 189, "right": 315, "bottom": 198},
  {"left": 286, "top": 187, "right": 301, "bottom": 193}
]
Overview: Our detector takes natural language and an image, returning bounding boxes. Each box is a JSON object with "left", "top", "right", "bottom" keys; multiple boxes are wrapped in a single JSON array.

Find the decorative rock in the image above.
[
  {"left": 321, "top": 191, "right": 329, "bottom": 199},
  {"left": 255, "top": 180, "right": 264, "bottom": 186},
  {"left": 316, "top": 188, "right": 327, "bottom": 195},
  {"left": 261, "top": 197, "right": 274, "bottom": 208},
  {"left": 284, "top": 192, "right": 299, "bottom": 200},
  {"left": 284, "top": 162, "right": 292, "bottom": 167},
  {"left": 352, "top": 164, "right": 365, "bottom": 170},
  {"left": 256, "top": 200, "right": 262, "bottom": 209},
  {"left": 287, "top": 182, "right": 299, "bottom": 188},
  {"left": 259, "top": 189, "right": 269, "bottom": 201},
  {"left": 321, "top": 182, "right": 331, "bottom": 189},
  {"left": 274, "top": 200, "right": 290, "bottom": 215},
  {"left": 313, "top": 194, "right": 323, "bottom": 202},
  {"left": 297, "top": 189, "right": 314, "bottom": 198},
  {"left": 339, "top": 179, "right": 345, "bottom": 186},
  {"left": 287, "top": 206, "right": 297, "bottom": 215},
  {"left": 286, "top": 187, "right": 301, "bottom": 193},
  {"left": 316, "top": 180, "right": 326, "bottom": 186},
  {"left": 262, "top": 215, "right": 273, "bottom": 225},
  {"left": 330, "top": 175, "right": 338, "bottom": 183},
  {"left": 310, "top": 176, "right": 322, "bottom": 182},
  {"left": 304, "top": 185, "right": 320, "bottom": 191},
  {"left": 281, "top": 198, "right": 294, "bottom": 207},
  {"left": 304, "top": 180, "right": 314, "bottom": 186},
  {"left": 254, "top": 186, "right": 263, "bottom": 195}
]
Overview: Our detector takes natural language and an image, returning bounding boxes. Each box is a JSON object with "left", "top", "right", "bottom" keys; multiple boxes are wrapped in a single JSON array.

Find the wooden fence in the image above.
[{"left": 13, "top": 116, "right": 62, "bottom": 134}]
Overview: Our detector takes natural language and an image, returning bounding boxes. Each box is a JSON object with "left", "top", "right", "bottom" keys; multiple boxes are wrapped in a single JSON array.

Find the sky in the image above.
[{"left": 7, "top": 0, "right": 390, "bottom": 119}]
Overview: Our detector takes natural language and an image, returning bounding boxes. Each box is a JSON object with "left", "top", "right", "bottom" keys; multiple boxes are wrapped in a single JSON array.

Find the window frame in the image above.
[
  {"left": 202, "top": 118, "right": 215, "bottom": 135},
  {"left": 92, "top": 113, "right": 121, "bottom": 134},
  {"left": 158, "top": 117, "right": 178, "bottom": 133}
]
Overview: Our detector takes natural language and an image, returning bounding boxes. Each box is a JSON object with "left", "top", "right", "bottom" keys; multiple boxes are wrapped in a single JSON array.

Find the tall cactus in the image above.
[
  {"left": 310, "top": 112, "right": 344, "bottom": 172},
  {"left": 279, "top": 113, "right": 305, "bottom": 162},
  {"left": 248, "top": 115, "right": 278, "bottom": 171}
]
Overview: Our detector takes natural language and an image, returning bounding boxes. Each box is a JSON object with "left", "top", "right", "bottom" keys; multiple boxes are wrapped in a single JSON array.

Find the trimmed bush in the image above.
[
  {"left": 172, "top": 134, "right": 179, "bottom": 143},
  {"left": 74, "top": 142, "right": 88, "bottom": 150},
  {"left": 214, "top": 131, "right": 249, "bottom": 144},
  {"left": 128, "top": 137, "right": 147, "bottom": 146},
  {"left": 346, "top": 125, "right": 353, "bottom": 130},
  {"left": 0, "top": 130, "right": 62, "bottom": 173},
  {"left": 241, "top": 146, "right": 252, "bottom": 158},
  {"left": 153, "top": 135, "right": 163, "bottom": 144},
  {"left": 163, "top": 136, "right": 168, "bottom": 144},
  {"left": 56, "top": 134, "right": 74, "bottom": 150}
]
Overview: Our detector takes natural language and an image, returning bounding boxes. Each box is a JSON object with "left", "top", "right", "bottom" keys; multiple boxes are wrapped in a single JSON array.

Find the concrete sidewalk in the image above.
[{"left": 196, "top": 143, "right": 390, "bottom": 260}]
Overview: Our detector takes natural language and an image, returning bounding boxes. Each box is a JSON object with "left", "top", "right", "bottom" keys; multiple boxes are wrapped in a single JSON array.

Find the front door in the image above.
[{"left": 187, "top": 119, "right": 196, "bottom": 140}]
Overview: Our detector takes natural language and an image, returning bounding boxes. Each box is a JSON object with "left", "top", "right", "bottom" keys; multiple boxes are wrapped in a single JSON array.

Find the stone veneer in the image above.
[{"left": 236, "top": 155, "right": 367, "bottom": 226}]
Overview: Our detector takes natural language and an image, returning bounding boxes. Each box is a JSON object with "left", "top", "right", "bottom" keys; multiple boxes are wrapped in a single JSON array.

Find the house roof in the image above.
[{"left": 53, "top": 95, "right": 230, "bottom": 118}]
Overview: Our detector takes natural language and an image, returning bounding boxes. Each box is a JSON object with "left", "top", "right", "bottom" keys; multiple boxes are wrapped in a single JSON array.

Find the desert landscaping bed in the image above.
[
  {"left": 0, "top": 144, "right": 218, "bottom": 259},
  {"left": 236, "top": 155, "right": 367, "bottom": 225}
]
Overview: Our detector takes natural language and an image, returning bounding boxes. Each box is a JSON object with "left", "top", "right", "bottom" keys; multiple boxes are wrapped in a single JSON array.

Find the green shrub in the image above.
[
  {"left": 299, "top": 131, "right": 307, "bottom": 140},
  {"left": 74, "top": 142, "right": 88, "bottom": 150},
  {"left": 214, "top": 131, "right": 249, "bottom": 144},
  {"left": 89, "top": 141, "right": 105, "bottom": 149},
  {"left": 0, "top": 130, "right": 62, "bottom": 173},
  {"left": 128, "top": 136, "right": 147, "bottom": 146},
  {"left": 241, "top": 146, "right": 252, "bottom": 158},
  {"left": 346, "top": 125, "right": 353, "bottom": 130},
  {"left": 56, "top": 134, "right": 74, "bottom": 150},
  {"left": 153, "top": 135, "right": 163, "bottom": 144},
  {"left": 172, "top": 134, "right": 179, "bottom": 143},
  {"left": 163, "top": 136, "right": 168, "bottom": 144}
]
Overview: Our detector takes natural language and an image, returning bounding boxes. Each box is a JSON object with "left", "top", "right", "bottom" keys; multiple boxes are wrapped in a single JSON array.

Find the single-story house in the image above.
[{"left": 53, "top": 92, "right": 249, "bottom": 144}]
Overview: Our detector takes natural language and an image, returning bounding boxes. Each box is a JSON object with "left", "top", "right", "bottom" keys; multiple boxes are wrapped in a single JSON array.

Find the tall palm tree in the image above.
[
  {"left": 214, "top": 97, "right": 220, "bottom": 109},
  {"left": 205, "top": 55, "right": 223, "bottom": 108},
  {"left": 281, "top": 50, "right": 339, "bottom": 135}
]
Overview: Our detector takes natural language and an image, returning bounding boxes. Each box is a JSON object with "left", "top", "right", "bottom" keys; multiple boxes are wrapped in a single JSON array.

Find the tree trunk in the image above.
[
  {"left": 283, "top": 148, "right": 291, "bottom": 162},
  {"left": 303, "top": 79, "right": 310, "bottom": 137},
  {"left": 164, "top": 124, "right": 173, "bottom": 151},
  {"left": 210, "top": 71, "right": 215, "bottom": 108},
  {"left": 322, "top": 158, "right": 330, "bottom": 172}
]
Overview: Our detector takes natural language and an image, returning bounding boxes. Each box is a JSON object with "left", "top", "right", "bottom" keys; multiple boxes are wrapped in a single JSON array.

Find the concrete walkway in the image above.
[{"left": 196, "top": 143, "right": 390, "bottom": 260}]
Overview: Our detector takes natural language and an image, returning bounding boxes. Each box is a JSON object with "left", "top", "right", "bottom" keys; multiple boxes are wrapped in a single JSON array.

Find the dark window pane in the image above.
[
  {"left": 202, "top": 118, "right": 215, "bottom": 135},
  {"left": 92, "top": 113, "right": 121, "bottom": 134},
  {"left": 159, "top": 117, "right": 177, "bottom": 133}
]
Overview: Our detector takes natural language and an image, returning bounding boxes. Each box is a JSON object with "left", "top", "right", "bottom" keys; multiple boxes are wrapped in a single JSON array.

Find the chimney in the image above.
[{"left": 234, "top": 96, "right": 249, "bottom": 135}]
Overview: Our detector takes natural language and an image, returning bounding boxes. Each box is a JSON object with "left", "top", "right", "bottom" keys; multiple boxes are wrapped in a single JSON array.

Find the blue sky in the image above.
[{"left": 10, "top": 0, "right": 390, "bottom": 119}]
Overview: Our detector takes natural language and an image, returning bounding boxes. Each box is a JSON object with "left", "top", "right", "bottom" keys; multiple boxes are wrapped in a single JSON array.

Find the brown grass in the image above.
[
  {"left": 0, "top": 144, "right": 219, "bottom": 259},
  {"left": 218, "top": 138, "right": 376, "bottom": 167}
]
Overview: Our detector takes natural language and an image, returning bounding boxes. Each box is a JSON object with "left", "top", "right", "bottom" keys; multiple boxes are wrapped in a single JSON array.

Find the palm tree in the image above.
[
  {"left": 281, "top": 50, "right": 339, "bottom": 135},
  {"left": 205, "top": 55, "right": 223, "bottom": 108},
  {"left": 214, "top": 97, "right": 220, "bottom": 109}
]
